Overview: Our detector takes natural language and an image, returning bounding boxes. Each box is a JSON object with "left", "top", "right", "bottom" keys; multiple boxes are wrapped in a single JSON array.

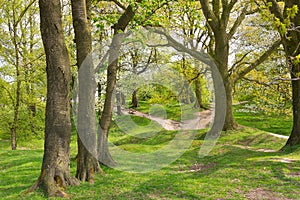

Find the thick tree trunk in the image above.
[
  {"left": 98, "top": 3, "right": 139, "bottom": 166},
  {"left": 281, "top": 0, "right": 300, "bottom": 148},
  {"left": 214, "top": 33, "right": 237, "bottom": 131},
  {"left": 28, "top": 0, "right": 79, "bottom": 197},
  {"left": 71, "top": 0, "right": 101, "bottom": 183}
]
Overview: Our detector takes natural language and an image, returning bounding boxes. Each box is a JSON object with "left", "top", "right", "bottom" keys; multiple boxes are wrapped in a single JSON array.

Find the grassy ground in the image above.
[
  {"left": 1, "top": 113, "right": 300, "bottom": 199},
  {"left": 234, "top": 105, "right": 292, "bottom": 136}
]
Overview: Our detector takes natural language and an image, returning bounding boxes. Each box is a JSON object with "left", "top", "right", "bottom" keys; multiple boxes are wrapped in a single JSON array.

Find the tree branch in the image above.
[
  {"left": 199, "top": 0, "right": 219, "bottom": 31},
  {"left": 266, "top": 0, "right": 284, "bottom": 22},
  {"left": 228, "top": 5, "right": 248, "bottom": 39},
  {"left": 233, "top": 39, "right": 282, "bottom": 83},
  {"left": 111, "top": 0, "right": 126, "bottom": 10}
]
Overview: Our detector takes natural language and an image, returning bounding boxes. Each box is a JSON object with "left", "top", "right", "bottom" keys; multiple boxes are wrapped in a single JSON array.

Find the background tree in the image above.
[
  {"left": 0, "top": 0, "right": 46, "bottom": 150},
  {"left": 199, "top": 0, "right": 281, "bottom": 130}
]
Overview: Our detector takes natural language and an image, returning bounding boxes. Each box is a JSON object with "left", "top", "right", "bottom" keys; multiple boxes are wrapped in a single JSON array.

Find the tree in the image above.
[
  {"left": 199, "top": 0, "right": 281, "bottom": 130},
  {"left": 266, "top": 0, "right": 300, "bottom": 147},
  {"left": 98, "top": 1, "right": 141, "bottom": 166},
  {"left": 71, "top": 0, "right": 101, "bottom": 183},
  {"left": 0, "top": 0, "right": 45, "bottom": 150},
  {"left": 28, "top": 0, "right": 78, "bottom": 196}
]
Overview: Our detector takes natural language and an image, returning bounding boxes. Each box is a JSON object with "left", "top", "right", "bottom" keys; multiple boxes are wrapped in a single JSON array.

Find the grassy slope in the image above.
[{"left": 0, "top": 114, "right": 300, "bottom": 199}]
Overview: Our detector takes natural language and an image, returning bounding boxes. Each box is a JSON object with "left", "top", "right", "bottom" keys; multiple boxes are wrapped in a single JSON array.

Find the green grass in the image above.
[
  {"left": 234, "top": 105, "right": 292, "bottom": 136},
  {"left": 1, "top": 116, "right": 300, "bottom": 199},
  {"left": 136, "top": 101, "right": 202, "bottom": 122}
]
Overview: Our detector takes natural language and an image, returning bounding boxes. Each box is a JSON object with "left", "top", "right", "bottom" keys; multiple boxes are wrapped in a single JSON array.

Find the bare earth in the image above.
[{"left": 122, "top": 109, "right": 214, "bottom": 131}]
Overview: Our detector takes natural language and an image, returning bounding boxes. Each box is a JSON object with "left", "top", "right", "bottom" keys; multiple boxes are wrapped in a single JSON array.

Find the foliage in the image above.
[{"left": 0, "top": 0, "right": 46, "bottom": 144}]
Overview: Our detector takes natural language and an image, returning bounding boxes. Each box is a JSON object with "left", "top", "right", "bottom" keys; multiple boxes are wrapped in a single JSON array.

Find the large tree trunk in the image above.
[
  {"left": 28, "top": 0, "right": 79, "bottom": 197},
  {"left": 281, "top": 0, "right": 300, "bottom": 148},
  {"left": 71, "top": 0, "right": 101, "bottom": 183},
  {"left": 214, "top": 32, "right": 237, "bottom": 131},
  {"left": 98, "top": 3, "right": 139, "bottom": 166},
  {"left": 199, "top": 0, "right": 237, "bottom": 131}
]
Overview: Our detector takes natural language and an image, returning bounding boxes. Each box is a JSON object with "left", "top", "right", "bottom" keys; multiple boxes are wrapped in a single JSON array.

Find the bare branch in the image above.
[
  {"left": 233, "top": 39, "right": 282, "bottom": 83},
  {"left": 14, "top": 0, "right": 37, "bottom": 27},
  {"left": 228, "top": 6, "right": 248, "bottom": 39},
  {"left": 199, "top": 0, "right": 219, "bottom": 31},
  {"left": 111, "top": 0, "right": 126, "bottom": 10},
  {"left": 229, "top": 51, "right": 253, "bottom": 73}
]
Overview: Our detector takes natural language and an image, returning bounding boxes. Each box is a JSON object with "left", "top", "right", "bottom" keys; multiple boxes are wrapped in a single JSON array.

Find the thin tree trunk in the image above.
[
  {"left": 27, "top": 0, "right": 79, "bottom": 197},
  {"left": 98, "top": 3, "right": 140, "bottom": 166},
  {"left": 131, "top": 90, "right": 139, "bottom": 108},
  {"left": 194, "top": 76, "right": 208, "bottom": 109},
  {"left": 71, "top": 0, "right": 101, "bottom": 183},
  {"left": 116, "top": 91, "right": 122, "bottom": 115},
  {"left": 11, "top": 5, "right": 21, "bottom": 150}
]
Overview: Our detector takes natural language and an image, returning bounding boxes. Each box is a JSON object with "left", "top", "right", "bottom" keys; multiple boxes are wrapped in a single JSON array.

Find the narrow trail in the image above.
[{"left": 122, "top": 108, "right": 214, "bottom": 131}]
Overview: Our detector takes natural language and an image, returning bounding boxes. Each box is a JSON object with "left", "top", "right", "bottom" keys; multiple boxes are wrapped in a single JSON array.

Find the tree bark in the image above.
[
  {"left": 98, "top": 2, "right": 140, "bottom": 166},
  {"left": 194, "top": 76, "right": 207, "bottom": 109},
  {"left": 131, "top": 90, "right": 139, "bottom": 108},
  {"left": 28, "top": 0, "right": 79, "bottom": 197},
  {"left": 11, "top": 2, "right": 21, "bottom": 150},
  {"left": 267, "top": 0, "right": 300, "bottom": 148},
  {"left": 199, "top": 0, "right": 237, "bottom": 130},
  {"left": 281, "top": 0, "right": 300, "bottom": 147},
  {"left": 116, "top": 91, "right": 122, "bottom": 115},
  {"left": 71, "top": 0, "right": 101, "bottom": 183}
]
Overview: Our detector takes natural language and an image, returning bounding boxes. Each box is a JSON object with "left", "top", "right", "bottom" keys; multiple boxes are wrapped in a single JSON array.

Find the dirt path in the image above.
[{"left": 122, "top": 109, "right": 214, "bottom": 131}]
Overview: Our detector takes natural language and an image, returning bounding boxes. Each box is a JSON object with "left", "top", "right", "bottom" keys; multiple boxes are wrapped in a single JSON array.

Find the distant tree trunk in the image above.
[
  {"left": 28, "top": 0, "right": 79, "bottom": 197},
  {"left": 71, "top": 0, "right": 101, "bottom": 183},
  {"left": 116, "top": 91, "right": 122, "bottom": 115},
  {"left": 98, "top": 3, "right": 139, "bottom": 166},
  {"left": 131, "top": 90, "right": 139, "bottom": 108},
  {"left": 11, "top": 8, "right": 21, "bottom": 150},
  {"left": 194, "top": 76, "right": 208, "bottom": 109},
  {"left": 121, "top": 92, "right": 126, "bottom": 105}
]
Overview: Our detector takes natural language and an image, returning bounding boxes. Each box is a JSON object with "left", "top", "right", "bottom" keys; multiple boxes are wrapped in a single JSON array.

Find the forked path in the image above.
[{"left": 122, "top": 109, "right": 214, "bottom": 131}]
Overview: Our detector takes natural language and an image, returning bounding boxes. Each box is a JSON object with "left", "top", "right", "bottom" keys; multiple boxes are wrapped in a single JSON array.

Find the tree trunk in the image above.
[
  {"left": 214, "top": 32, "right": 237, "bottom": 131},
  {"left": 281, "top": 0, "right": 300, "bottom": 148},
  {"left": 194, "top": 76, "right": 207, "bottom": 109},
  {"left": 28, "top": 0, "right": 79, "bottom": 197},
  {"left": 199, "top": 0, "right": 237, "bottom": 130},
  {"left": 98, "top": 3, "right": 139, "bottom": 166},
  {"left": 131, "top": 89, "right": 139, "bottom": 108},
  {"left": 116, "top": 91, "right": 122, "bottom": 115},
  {"left": 11, "top": 9, "right": 21, "bottom": 150},
  {"left": 71, "top": 0, "right": 101, "bottom": 183}
]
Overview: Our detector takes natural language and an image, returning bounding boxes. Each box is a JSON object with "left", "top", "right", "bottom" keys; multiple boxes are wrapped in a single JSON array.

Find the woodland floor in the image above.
[{"left": 0, "top": 105, "right": 300, "bottom": 199}]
